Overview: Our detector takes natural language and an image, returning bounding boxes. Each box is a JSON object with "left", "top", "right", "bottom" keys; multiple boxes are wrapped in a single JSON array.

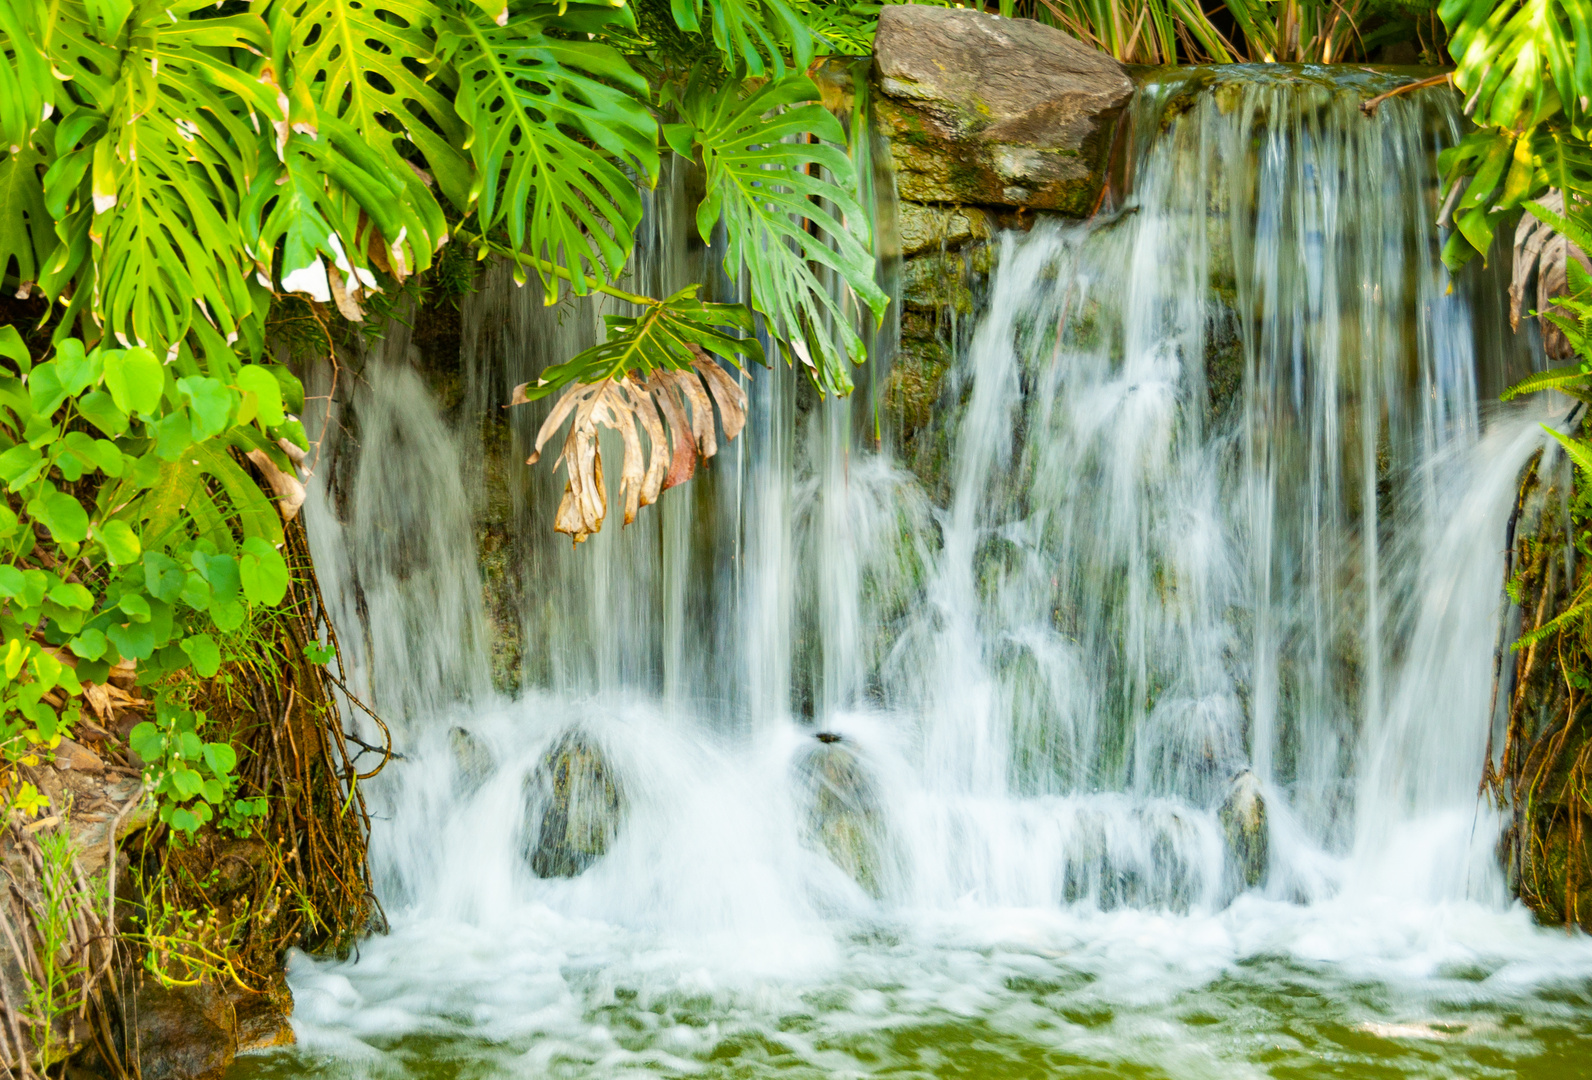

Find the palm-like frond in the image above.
[
  {"left": 675, "top": 72, "right": 888, "bottom": 397},
  {"left": 439, "top": 1, "right": 659, "bottom": 300}
]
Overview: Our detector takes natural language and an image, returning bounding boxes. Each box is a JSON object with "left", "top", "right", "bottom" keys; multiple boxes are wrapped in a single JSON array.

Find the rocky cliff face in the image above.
[
  {"left": 873, "top": 5, "right": 1133, "bottom": 213},
  {"left": 869, "top": 7, "right": 1133, "bottom": 492}
]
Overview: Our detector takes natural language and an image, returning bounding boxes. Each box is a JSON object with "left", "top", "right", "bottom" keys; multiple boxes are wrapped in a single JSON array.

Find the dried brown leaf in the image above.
[
  {"left": 691, "top": 352, "right": 748, "bottom": 443},
  {"left": 528, "top": 359, "right": 752, "bottom": 541},
  {"left": 1512, "top": 190, "right": 1592, "bottom": 359},
  {"left": 326, "top": 265, "right": 365, "bottom": 322},
  {"left": 674, "top": 368, "right": 717, "bottom": 460},
  {"left": 648, "top": 375, "right": 697, "bottom": 489},
  {"left": 246, "top": 448, "right": 307, "bottom": 522},
  {"left": 622, "top": 379, "right": 669, "bottom": 507}
]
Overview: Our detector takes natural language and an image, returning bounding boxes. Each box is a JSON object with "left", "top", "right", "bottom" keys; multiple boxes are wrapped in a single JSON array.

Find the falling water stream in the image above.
[{"left": 234, "top": 68, "right": 1592, "bottom": 1079}]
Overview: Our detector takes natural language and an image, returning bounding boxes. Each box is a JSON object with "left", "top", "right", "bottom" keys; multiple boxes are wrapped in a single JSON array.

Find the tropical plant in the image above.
[
  {"left": 0, "top": 0, "right": 891, "bottom": 550},
  {"left": 1437, "top": 0, "right": 1592, "bottom": 268}
]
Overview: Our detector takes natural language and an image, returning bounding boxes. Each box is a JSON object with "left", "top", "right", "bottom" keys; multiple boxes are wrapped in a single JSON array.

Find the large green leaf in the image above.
[
  {"left": 670, "top": 0, "right": 814, "bottom": 77},
  {"left": 1442, "top": 0, "right": 1591, "bottom": 133},
  {"left": 522, "top": 286, "right": 762, "bottom": 399},
  {"left": 439, "top": 2, "right": 658, "bottom": 300},
  {"left": 281, "top": 0, "right": 467, "bottom": 246},
  {"left": 46, "top": 4, "right": 278, "bottom": 349},
  {"left": 0, "top": 0, "right": 53, "bottom": 150},
  {"left": 676, "top": 72, "right": 888, "bottom": 396},
  {"left": 0, "top": 144, "right": 51, "bottom": 294}
]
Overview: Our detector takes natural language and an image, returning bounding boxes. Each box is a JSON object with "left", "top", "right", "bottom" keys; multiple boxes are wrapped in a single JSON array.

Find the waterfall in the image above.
[{"left": 273, "top": 67, "right": 1592, "bottom": 1078}]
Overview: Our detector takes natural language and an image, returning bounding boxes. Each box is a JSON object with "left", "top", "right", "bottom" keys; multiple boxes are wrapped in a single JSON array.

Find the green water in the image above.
[{"left": 225, "top": 902, "right": 1592, "bottom": 1080}]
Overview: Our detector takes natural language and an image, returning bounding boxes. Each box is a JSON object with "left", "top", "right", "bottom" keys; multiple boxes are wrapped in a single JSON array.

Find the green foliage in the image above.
[
  {"left": 1437, "top": 0, "right": 1592, "bottom": 267},
  {"left": 130, "top": 699, "right": 266, "bottom": 837},
  {"left": 670, "top": 72, "right": 889, "bottom": 396},
  {"left": 0, "top": 331, "right": 301, "bottom": 792},
  {"left": 526, "top": 286, "right": 764, "bottom": 400},
  {"left": 439, "top": 1, "right": 660, "bottom": 300},
  {"left": 1502, "top": 195, "right": 1592, "bottom": 650},
  {"left": 24, "top": 825, "right": 88, "bottom": 1071}
]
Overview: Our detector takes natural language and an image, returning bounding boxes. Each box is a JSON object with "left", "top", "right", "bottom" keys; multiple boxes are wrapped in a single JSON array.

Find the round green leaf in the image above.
[
  {"left": 177, "top": 376, "right": 237, "bottom": 438},
  {"left": 69, "top": 629, "right": 108, "bottom": 661},
  {"left": 180, "top": 633, "right": 222, "bottom": 678},
  {"left": 239, "top": 537, "right": 289, "bottom": 606},
  {"left": 47, "top": 581, "right": 93, "bottom": 610},
  {"left": 103, "top": 347, "right": 165, "bottom": 415},
  {"left": 118, "top": 593, "right": 152, "bottom": 622},
  {"left": 0, "top": 565, "right": 25, "bottom": 598},
  {"left": 29, "top": 488, "right": 89, "bottom": 543},
  {"left": 237, "top": 365, "right": 285, "bottom": 427},
  {"left": 94, "top": 520, "right": 142, "bottom": 566},
  {"left": 202, "top": 741, "right": 236, "bottom": 775}
]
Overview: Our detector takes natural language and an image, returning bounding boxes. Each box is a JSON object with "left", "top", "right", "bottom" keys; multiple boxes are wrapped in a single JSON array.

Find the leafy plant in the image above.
[
  {"left": 669, "top": 71, "right": 889, "bottom": 397},
  {"left": 23, "top": 825, "right": 89, "bottom": 1072},
  {"left": 0, "top": 324, "right": 300, "bottom": 815},
  {"left": 1438, "top": 0, "right": 1592, "bottom": 268},
  {"left": 130, "top": 699, "right": 266, "bottom": 837}
]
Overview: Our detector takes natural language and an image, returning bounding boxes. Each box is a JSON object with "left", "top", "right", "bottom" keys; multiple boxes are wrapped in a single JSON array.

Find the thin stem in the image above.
[{"left": 452, "top": 228, "right": 658, "bottom": 308}]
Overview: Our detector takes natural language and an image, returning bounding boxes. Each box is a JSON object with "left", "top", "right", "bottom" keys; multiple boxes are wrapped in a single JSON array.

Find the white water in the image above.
[{"left": 260, "top": 70, "right": 1592, "bottom": 1079}]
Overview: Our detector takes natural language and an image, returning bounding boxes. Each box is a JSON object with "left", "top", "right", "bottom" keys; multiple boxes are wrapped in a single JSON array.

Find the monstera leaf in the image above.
[
  {"left": 1438, "top": 0, "right": 1592, "bottom": 267},
  {"left": 520, "top": 359, "right": 748, "bottom": 541},
  {"left": 439, "top": 2, "right": 658, "bottom": 300},
  {"left": 1441, "top": 0, "right": 1592, "bottom": 133},
  {"left": 672, "top": 72, "right": 888, "bottom": 397},
  {"left": 509, "top": 287, "right": 758, "bottom": 539},
  {"left": 280, "top": 0, "right": 462, "bottom": 268},
  {"left": 0, "top": 144, "right": 50, "bottom": 295},
  {"left": 55, "top": 5, "right": 278, "bottom": 349},
  {"left": 0, "top": 0, "right": 52, "bottom": 151},
  {"left": 670, "top": 0, "right": 814, "bottom": 76}
]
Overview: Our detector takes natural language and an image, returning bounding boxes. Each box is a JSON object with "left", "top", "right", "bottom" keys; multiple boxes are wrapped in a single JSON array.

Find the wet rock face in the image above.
[
  {"left": 873, "top": 5, "right": 1132, "bottom": 212},
  {"left": 800, "top": 735, "right": 889, "bottom": 899},
  {"left": 127, "top": 981, "right": 235, "bottom": 1080},
  {"left": 1219, "top": 771, "right": 1269, "bottom": 889},
  {"left": 450, "top": 725, "right": 494, "bottom": 794},
  {"left": 523, "top": 734, "right": 623, "bottom": 879}
]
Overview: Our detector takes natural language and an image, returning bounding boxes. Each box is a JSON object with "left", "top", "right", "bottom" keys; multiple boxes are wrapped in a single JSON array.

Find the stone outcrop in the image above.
[
  {"left": 1219, "top": 771, "right": 1269, "bottom": 889},
  {"left": 523, "top": 733, "right": 624, "bottom": 878},
  {"left": 865, "top": 7, "right": 1132, "bottom": 499},
  {"left": 873, "top": 5, "right": 1133, "bottom": 213},
  {"left": 799, "top": 735, "right": 890, "bottom": 899}
]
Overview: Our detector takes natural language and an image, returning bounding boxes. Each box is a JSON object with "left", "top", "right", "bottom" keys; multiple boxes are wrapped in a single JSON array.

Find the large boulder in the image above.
[
  {"left": 799, "top": 735, "right": 890, "bottom": 899},
  {"left": 873, "top": 5, "right": 1133, "bottom": 212},
  {"left": 1219, "top": 771, "right": 1268, "bottom": 889},
  {"left": 523, "top": 733, "right": 623, "bottom": 879}
]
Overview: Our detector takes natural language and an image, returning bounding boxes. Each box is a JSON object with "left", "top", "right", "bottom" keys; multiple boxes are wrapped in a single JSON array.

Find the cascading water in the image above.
[{"left": 245, "top": 69, "right": 1592, "bottom": 1080}]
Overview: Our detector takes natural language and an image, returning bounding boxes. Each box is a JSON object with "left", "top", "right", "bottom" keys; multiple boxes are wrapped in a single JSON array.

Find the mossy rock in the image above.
[
  {"left": 799, "top": 736, "right": 889, "bottom": 899},
  {"left": 1219, "top": 770, "right": 1268, "bottom": 889},
  {"left": 523, "top": 733, "right": 623, "bottom": 879}
]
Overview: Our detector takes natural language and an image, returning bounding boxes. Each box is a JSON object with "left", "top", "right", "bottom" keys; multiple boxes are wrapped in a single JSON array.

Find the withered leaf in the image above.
[{"left": 515, "top": 360, "right": 750, "bottom": 543}]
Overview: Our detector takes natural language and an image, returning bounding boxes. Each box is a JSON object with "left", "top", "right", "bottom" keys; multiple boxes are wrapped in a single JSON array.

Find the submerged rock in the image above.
[
  {"left": 799, "top": 735, "right": 889, "bottom": 899},
  {"left": 449, "top": 725, "right": 494, "bottom": 793},
  {"left": 1219, "top": 771, "right": 1268, "bottom": 889},
  {"left": 523, "top": 733, "right": 623, "bottom": 879},
  {"left": 1058, "top": 803, "right": 1205, "bottom": 913}
]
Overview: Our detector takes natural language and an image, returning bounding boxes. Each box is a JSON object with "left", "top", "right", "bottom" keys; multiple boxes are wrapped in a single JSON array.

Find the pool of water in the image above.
[{"left": 229, "top": 896, "right": 1592, "bottom": 1080}]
